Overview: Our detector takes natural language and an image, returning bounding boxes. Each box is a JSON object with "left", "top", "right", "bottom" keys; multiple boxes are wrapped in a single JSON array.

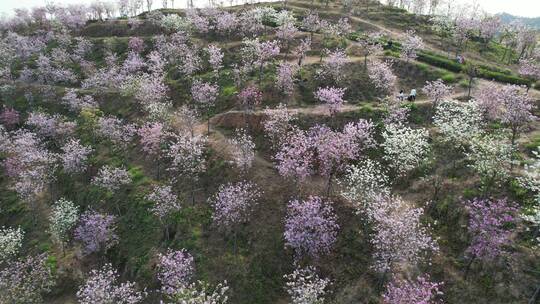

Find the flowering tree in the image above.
[
  {"left": 0, "top": 226, "right": 24, "bottom": 263},
  {"left": 433, "top": 100, "right": 483, "bottom": 148},
  {"left": 0, "top": 253, "right": 55, "bottom": 304},
  {"left": 0, "top": 107, "right": 20, "bottom": 128},
  {"left": 321, "top": 48, "right": 348, "bottom": 83},
  {"left": 138, "top": 122, "right": 165, "bottom": 177},
  {"left": 284, "top": 196, "right": 339, "bottom": 259},
  {"left": 369, "top": 194, "right": 439, "bottom": 273},
  {"left": 401, "top": 30, "right": 424, "bottom": 61},
  {"left": 166, "top": 132, "right": 207, "bottom": 183},
  {"left": 60, "top": 139, "right": 93, "bottom": 174},
  {"left": 92, "top": 165, "right": 132, "bottom": 193},
  {"left": 275, "top": 129, "right": 314, "bottom": 182},
  {"left": 128, "top": 37, "right": 145, "bottom": 53},
  {"left": 164, "top": 280, "right": 229, "bottom": 304},
  {"left": 96, "top": 116, "right": 137, "bottom": 148},
  {"left": 293, "top": 38, "right": 311, "bottom": 66},
  {"left": 339, "top": 159, "right": 390, "bottom": 213},
  {"left": 48, "top": 198, "right": 79, "bottom": 247},
  {"left": 227, "top": 129, "right": 255, "bottom": 173},
  {"left": 309, "top": 122, "right": 375, "bottom": 192},
  {"left": 519, "top": 57, "right": 540, "bottom": 87},
  {"left": 191, "top": 80, "right": 219, "bottom": 133},
  {"left": 367, "top": 60, "right": 397, "bottom": 95},
  {"left": 207, "top": 44, "right": 223, "bottom": 77},
  {"left": 422, "top": 79, "right": 453, "bottom": 108},
  {"left": 262, "top": 103, "right": 298, "bottom": 148},
  {"left": 157, "top": 249, "right": 195, "bottom": 295},
  {"left": 314, "top": 87, "right": 346, "bottom": 115},
  {"left": 382, "top": 124, "right": 430, "bottom": 175},
  {"left": 284, "top": 266, "right": 330, "bottom": 304},
  {"left": 209, "top": 181, "right": 261, "bottom": 232},
  {"left": 476, "top": 84, "right": 536, "bottom": 145},
  {"left": 275, "top": 61, "right": 297, "bottom": 97},
  {"left": 499, "top": 85, "right": 535, "bottom": 146},
  {"left": 74, "top": 211, "right": 118, "bottom": 255},
  {"left": 357, "top": 32, "right": 384, "bottom": 68},
  {"left": 383, "top": 275, "right": 444, "bottom": 304},
  {"left": 62, "top": 89, "right": 98, "bottom": 112},
  {"left": 519, "top": 148, "right": 540, "bottom": 244},
  {"left": 466, "top": 134, "right": 514, "bottom": 187},
  {"left": 2, "top": 130, "right": 57, "bottom": 203},
  {"left": 464, "top": 198, "right": 517, "bottom": 262},
  {"left": 254, "top": 39, "right": 280, "bottom": 83},
  {"left": 146, "top": 184, "right": 181, "bottom": 221},
  {"left": 276, "top": 22, "right": 299, "bottom": 57},
  {"left": 238, "top": 85, "right": 263, "bottom": 116},
  {"left": 77, "top": 263, "right": 146, "bottom": 304}
]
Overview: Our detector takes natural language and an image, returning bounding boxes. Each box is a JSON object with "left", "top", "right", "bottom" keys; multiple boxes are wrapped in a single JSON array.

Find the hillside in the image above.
[
  {"left": 0, "top": 1, "right": 539, "bottom": 304},
  {"left": 498, "top": 12, "right": 540, "bottom": 30}
]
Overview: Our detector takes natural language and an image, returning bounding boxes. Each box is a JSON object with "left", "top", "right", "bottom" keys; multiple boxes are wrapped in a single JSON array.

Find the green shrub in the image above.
[
  {"left": 476, "top": 68, "right": 531, "bottom": 86},
  {"left": 440, "top": 72, "right": 457, "bottom": 83},
  {"left": 416, "top": 52, "right": 462, "bottom": 73}
]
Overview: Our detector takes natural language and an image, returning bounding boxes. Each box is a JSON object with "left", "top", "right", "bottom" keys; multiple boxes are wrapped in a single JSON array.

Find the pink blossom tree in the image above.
[
  {"left": 157, "top": 249, "right": 195, "bottom": 295},
  {"left": 293, "top": 38, "right": 312, "bottom": 66},
  {"left": 227, "top": 128, "right": 256, "bottom": 173},
  {"left": 128, "top": 37, "right": 145, "bottom": 53},
  {"left": 207, "top": 44, "right": 223, "bottom": 77},
  {"left": 464, "top": 198, "right": 517, "bottom": 265},
  {"left": 92, "top": 165, "right": 132, "bottom": 193},
  {"left": 263, "top": 103, "right": 298, "bottom": 148},
  {"left": 209, "top": 181, "right": 261, "bottom": 234},
  {"left": 401, "top": 30, "right": 424, "bottom": 62},
  {"left": 284, "top": 196, "right": 339, "bottom": 259},
  {"left": 309, "top": 121, "right": 375, "bottom": 193},
  {"left": 77, "top": 263, "right": 146, "bottom": 304},
  {"left": 0, "top": 253, "right": 56, "bottom": 304},
  {"left": 322, "top": 48, "right": 348, "bottom": 83},
  {"left": 74, "top": 211, "right": 118, "bottom": 255},
  {"left": 314, "top": 86, "right": 346, "bottom": 115},
  {"left": 357, "top": 32, "right": 384, "bottom": 68},
  {"left": 238, "top": 85, "right": 263, "bottom": 125},
  {"left": 138, "top": 122, "right": 165, "bottom": 177},
  {"left": 274, "top": 129, "right": 314, "bottom": 182},
  {"left": 368, "top": 195, "right": 439, "bottom": 273},
  {"left": 0, "top": 107, "right": 20, "bottom": 128},
  {"left": 60, "top": 139, "right": 93, "bottom": 174},
  {"left": 422, "top": 79, "right": 453, "bottom": 109},
  {"left": 255, "top": 39, "right": 280, "bottom": 83},
  {"left": 275, "top": 61, "right": 297, "bottom": 98},
  {"left": 367, "top": 60, "right": 397, "bottom": 95},
  {"left": 191, "top": 80, "right": 219, "bottom": 134},
  {"left": 146, "top": 184, "right": 180, "bottom": 240},
  {"left": 383, "top": 275, "right": 444, "bottom": 304}
]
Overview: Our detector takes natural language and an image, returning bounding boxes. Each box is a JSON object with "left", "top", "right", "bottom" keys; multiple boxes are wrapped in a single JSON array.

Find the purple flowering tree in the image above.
[
  {"left": 314, "top": 86, "right": 346, "bottom": 116},
  {"left": 464, "top": 198, "right": 517, "bottom": 270},
  {"left": 209, "top": 181, "right": 261, "bottom": 234},
  {"left": 284, "top": 196, "right": 339, "bottom": 259},
  {"left": 157, "top": 249, "right": 195, "bottom": 295},
  {"left": 367, "top": 60, "right": 397, "bottom": 95},
  {"left": 275, "top": 61, "right": 297, "bottom": 98},
  {"left": 383, "top": 275, "right": 444, "bottom": 304},
  {"left": 60, "top": 139, "right": 93, "bottom": 174},
  {"left": 0, "top": 253, "right": 56, "bottom": 304},
  {"left": 422, "top": 79, "right": 453, "bottom": 109},
  {"left": 138, "top": 122, "right": 165, "bottom": 178},
  {"left": 146, "top": 184, "right": 180, "bottom": 240},
  {"left": 74, "top": 211, "right": 118, "bottom": 255},
  {"left": 191, "top": 80, "right": 219, "bottom": 134},
  {"left": 77, "top": 263, "right": 146, "bottom": 304}
]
